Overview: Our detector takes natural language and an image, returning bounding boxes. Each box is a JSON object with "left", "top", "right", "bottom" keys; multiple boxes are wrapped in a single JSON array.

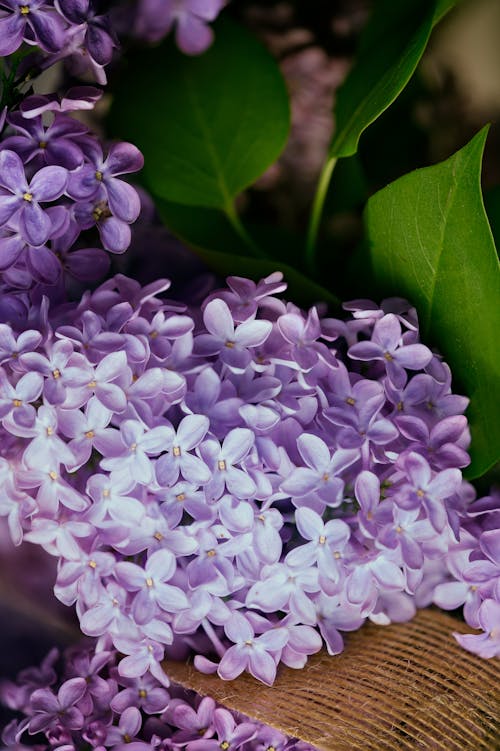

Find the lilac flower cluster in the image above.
[
  {"left": 0, "top": 89, "right": 143, "bottom": 293},
  {"left": 1, "top": 641, "right": 316, "bottom": 751},
  {"left": 2, "top": 269, "right": 496, "bottom": 687},
  {"left": 0, "top": 0, "right": 227, "bottom": 298},
  {"left": 0, "top": 0, "right": 117, "bottom": 83},
  {"left": 431, "top": 489, "right": 500, "bottom": 658}
]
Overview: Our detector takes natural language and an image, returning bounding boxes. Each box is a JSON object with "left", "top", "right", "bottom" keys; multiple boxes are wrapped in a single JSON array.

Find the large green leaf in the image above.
[
  {"left": 109, "top": 19, "right": 290, "bottom": 211},
  {"left": 329, "top": 0, "right": 456, "bottom": 159},
  {"left": 366, "top": 128, "right": 500, "bottom": 478}
]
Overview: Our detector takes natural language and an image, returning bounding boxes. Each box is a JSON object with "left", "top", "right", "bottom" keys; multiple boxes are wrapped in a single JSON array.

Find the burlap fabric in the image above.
[{"left": 164, "top": 609, "right": 500, "bottom": 750}]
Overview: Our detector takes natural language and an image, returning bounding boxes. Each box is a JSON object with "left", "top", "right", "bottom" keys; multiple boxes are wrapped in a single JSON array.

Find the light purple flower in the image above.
[
  {"left": 195, "top": 299, "right": 272, "bottom": 373},
  {"left": 135, "top": 0, "right": 225, "bottom": 55},
  {"left": 115, "top": 549, "right": 189, "bottom": 624},
  {"left": 29, "top": 677, "right": 86, "bottom": 734},
  {"left": 155, "top": 414, "right": 210, "bottom": 486},
  {"left": 201, "top": 428, "right": 256, "bottom": 500},
  {"left": 349, "top": 313, "right": 432, "bottom": 388},
  {"left": 454, "top": 599, "right": 500, "bottom": 658},
  {"left": 0, "top": 0, "right": 65, "bottom": 56},
  {"left": 0, "top": 150, "right": 67, "bottom": 247},
  {"left": 218, "top": 612, "right": 288, "bottom": 685}
]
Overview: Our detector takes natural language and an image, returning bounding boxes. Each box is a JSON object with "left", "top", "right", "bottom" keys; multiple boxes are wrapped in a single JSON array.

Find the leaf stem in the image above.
[
  {"left": 305, "top": 156, "right": 337, "bottom": 274},
  {"left": 224, "top": 201, "right": 266, "bottom": 259}
]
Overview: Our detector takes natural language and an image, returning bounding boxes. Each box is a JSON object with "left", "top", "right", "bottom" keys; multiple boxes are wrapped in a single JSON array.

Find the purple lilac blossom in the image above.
[
  {"left": 0, "top": 96, "right": 143, "bottom": 288},
  {"left": 132, "top": 0, "right": 226, "bottom": 55},
  {"left": 0, "top": 642, "right": 318, "bottom": 751},
  {"left": 0, "top": 269, "right": 495, "bottom": 684}
]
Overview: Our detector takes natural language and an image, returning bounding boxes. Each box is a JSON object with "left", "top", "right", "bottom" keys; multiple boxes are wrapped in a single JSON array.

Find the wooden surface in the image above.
[{"left": 164, "top": 609, "right": 500, "bottom": 751}]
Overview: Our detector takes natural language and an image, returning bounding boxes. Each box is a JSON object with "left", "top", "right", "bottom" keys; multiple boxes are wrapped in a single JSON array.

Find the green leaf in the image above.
[
  {"left": 156, "top": 200, "right": 340, "bottom": 310},
  {"left": 329, "top": 0, "right": 456, "bottom": 158},
  {"left": 366, "top": 127, "right": 500, "bottom": 478},
  {"left": 109, "top": 18, "right": 290, "bottom": 211}
]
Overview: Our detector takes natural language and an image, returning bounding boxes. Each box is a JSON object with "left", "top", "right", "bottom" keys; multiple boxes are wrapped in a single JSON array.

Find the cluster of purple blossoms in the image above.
[
  {"left": 0, "top": 0, "right": 225, "bottom": 77},
  {"left": 0, "top": 269, "right": 497, "bottom": 688},
  {"left": 0, "top": 88, "right": 144, "bottom": 294},
  {"left": 0, "top": 0, "right": 117, "bottom": 83},
  {"left": 1, "top": 642, "right": 316, "bottom": 751}
]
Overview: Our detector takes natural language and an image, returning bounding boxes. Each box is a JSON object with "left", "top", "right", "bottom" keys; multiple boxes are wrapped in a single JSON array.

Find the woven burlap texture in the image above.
[{"left": 164, "top": 609, "right": 500, "bottom": 751}]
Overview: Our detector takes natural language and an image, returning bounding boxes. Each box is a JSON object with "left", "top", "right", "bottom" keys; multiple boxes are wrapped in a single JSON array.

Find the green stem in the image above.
[
  {"left": 305, "top": 156, "right": 337, "bottom": 274},
  {"left": 224, "top": 201, "right": 266, "bottom": 259}
]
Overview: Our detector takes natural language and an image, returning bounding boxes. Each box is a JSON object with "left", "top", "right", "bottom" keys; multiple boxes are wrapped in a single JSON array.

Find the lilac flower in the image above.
[
  {"left": 115, "top": 549, "right": 189, "bottom": 624},
  {"left": 325, "top": 386, "right": 398, "bottom": 456},
  {"left": 55, "top": 0, "right": 117, "bottom": 67},
  {"left": 280, "top": 435, "right": 358, "bottom": 505},
  {"left": 134, "top": 0, "right": 225, "bottom": 55},
  {"left": 0, "top": 325, "right": 42, "bottom": 365},
  {"left": 100, "top": 419, "right": 172, "bottom": 486},
  {"left": 211, "top": 272, "right": 287, "bottom": 322},
  {"left": 188, "top": 707, "right": 256, "bottom": 751},
  {"left": 110, "top": 674, "right": 169, "bottom": 715},
  {"left": 73, "top": 197, "right": 132, "bottom": 253},
  {"left": 286, "top": 507, "right": 351, "bottom": 583},
  {"left": 277, "top": 307, "right": 329, "bottom": 370},
  {"left": 218, "top": 613, "right": 288, "bottom": 685},
  {"left": 349, "top": 313, "right": 432, "bottom": 388},
  {"left": 454, "top": 599, "right": 500, "bottom": 658},
  {"left": 396, "top": 414, "right": 470, "bottom": 469},
  {"left": 155, "top": 414, "right": 211, "bottom": 486},
  {"left": 0, "top": 369, "right": 43, "bottom": 426},
  {"left": 104, "top": 706, "right": 143, "bottom": 750},
  {"left": 195, "top": 299, "right": 272, "bottom": 372},
  {"left": 201, "top": 428, "right": 256, "bottom": 500},
  {"left": 79, "top": 581, "right": 129, "bottom": 637},
  {"left": 29, "top": 678, "right": 86, "bottom": 734},
  {"left": 0, "top": 0, "right": 65, "bottom": 57},
  {"left": 19, "top": 339, "right": 83, "bottom": 405},
  {"left": 246, "top": 562, "right": 320, "bottom": 624},
  {"left": 397, "top": 452, "right": 462, "bottom": 532},
  {"left": 346, "top": 551, "right": 406, "bottom": 613},
  {"left": 0, "top": 150, "right": 67, "bottom": 247},
  {"left": 3, "top": 111, "right": 88, "bottom": 169},
  {"left": 68, "top": 141, "right": 143, "bottom": 224}
]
